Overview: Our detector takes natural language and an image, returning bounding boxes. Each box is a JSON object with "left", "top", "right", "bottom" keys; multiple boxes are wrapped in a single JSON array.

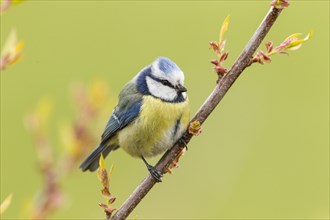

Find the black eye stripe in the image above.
[
  {"left": 160, "top": 80, "right": 172, "bottom": 86},
  {"left": 149, "top": 74, "right": 175, "bottom": 89}
]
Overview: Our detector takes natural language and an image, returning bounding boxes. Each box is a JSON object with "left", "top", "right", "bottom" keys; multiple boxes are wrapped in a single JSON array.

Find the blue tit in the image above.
[{"left": 80, "top": 57, "right": 190, "bottom": 182}]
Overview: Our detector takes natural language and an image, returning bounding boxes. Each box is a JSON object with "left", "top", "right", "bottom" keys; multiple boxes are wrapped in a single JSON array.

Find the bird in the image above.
[{"left": 80, "top": 57, "right": 190, "bottom": 182}]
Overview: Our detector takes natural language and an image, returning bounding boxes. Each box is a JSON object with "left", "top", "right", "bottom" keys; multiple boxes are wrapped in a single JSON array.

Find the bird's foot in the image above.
[
  {"left": 178, "top": 135, "right": 188, "bottom": 150},
  {"left": 141, "top": 156, "right": 163, "bottom": 182},
  {"left": 146, "top": 164, "right": 163, "bottom": 182}
]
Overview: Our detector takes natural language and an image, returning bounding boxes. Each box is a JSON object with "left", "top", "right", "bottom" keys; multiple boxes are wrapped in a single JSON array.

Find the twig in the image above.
[{"left": 111, "top": 4, "right": 284, "bottom": 220}]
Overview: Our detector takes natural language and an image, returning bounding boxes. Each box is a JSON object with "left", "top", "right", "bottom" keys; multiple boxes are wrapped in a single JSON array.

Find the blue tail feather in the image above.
[{"left": 80, "top": 144, "right": 117, "bottom": 172}]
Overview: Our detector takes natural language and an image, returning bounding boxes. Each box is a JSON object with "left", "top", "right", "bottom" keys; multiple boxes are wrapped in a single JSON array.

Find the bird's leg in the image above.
[
  {"left": 178, "top": 134, "right": 188, "bottom": 150},
  {"left": 141, "top": 156, "right": 163, "bottom": 182}
]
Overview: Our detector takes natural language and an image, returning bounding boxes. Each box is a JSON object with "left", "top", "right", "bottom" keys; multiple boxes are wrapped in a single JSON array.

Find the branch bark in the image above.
[{"left": 111, "top": 5, "right": 284, "bottom": 220}]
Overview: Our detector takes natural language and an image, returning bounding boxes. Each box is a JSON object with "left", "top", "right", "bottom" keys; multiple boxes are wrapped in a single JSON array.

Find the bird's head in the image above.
[{"left": 136, "top": 57, "right": 187, "bottom": 103}]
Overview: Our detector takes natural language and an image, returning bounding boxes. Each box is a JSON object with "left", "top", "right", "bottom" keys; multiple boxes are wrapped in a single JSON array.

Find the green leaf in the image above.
[
  {"left": 287, "top": 31, "right": 312, "bottom": 51},
  {"left": 218, "top": 15, "right": 230, "bottom": 47},
  {"left": 284, "top": 33, "right": 302, "bottom": 42},
  {"left": 99, "top": 153, "right": 105, "bottom": 169}
]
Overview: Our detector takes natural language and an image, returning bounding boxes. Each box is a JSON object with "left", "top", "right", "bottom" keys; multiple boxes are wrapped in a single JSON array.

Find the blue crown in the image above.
[{"left": 157, "top": 57, "right": 180, "bottom": 74}]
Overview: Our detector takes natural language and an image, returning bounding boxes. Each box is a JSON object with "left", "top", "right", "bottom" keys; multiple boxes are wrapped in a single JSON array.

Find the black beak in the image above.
[{"left": 176, "top": 84, "right": 187, "bottom": 93}]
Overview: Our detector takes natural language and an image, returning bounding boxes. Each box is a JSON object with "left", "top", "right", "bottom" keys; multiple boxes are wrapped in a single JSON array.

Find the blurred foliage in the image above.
[
  {"left": 0, "top": 194, "right": 12, "bottom": 215},
  {"left": 23, "top": 81, "right": 112, "bottom": 219},
  {"left": 0, "top": 29, "right": 24, "bottom": 70},
  {"left": 0, "top": 1, "right": 329, "bottom": 220},
  {"left": 0, "top": 0, "right": 25, "bottom": 14}
]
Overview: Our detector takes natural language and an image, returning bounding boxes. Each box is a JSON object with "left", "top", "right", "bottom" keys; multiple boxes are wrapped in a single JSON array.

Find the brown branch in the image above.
[{"left": 111, "top": 4, "right": 285, "bottom": 220}]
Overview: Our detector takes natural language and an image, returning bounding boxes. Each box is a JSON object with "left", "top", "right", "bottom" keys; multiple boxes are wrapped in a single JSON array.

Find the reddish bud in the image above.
[
  {"left": 209, "top": 41, "right": 219, "bottom": 52},
  {"left": 99, "top": 203, "right": 116, "bottom": 218},
  {"left": 214, "top": 65, "right": 228, "bottom": 75},
  {"left": 108, "top": 196, "right": 116, "bottom": 204},
  {"left": 260, "top": 51, "right": 271, "bottom": 62},
  {"left": 101, "top": 187, "right": 111, "bottom": 198},
  {"left": 275, "top": 38, "right": 292, "bottom": 52},
  {"left": 253, "top": 50, "right": 272, "bottom": 64},
  {"left": 220, "top": 51, "right": 229, "bottom": 62},
  {"left": 265, "top": 41, "right": 273, "bottom": 53},
  {"left": 254, "top": 57, "right": 263, "bottom": 64},
  {"left": 210, "top": 59, "right": 219, "bottom": 65}
]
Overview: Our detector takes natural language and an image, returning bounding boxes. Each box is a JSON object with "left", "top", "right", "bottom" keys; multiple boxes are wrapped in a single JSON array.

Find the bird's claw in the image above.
[
  {"left": 147, "top": 165, "right": 163, "bottom": 182},
  {"left": 178, "top": 135, "right": 188, "bottom": 150}
]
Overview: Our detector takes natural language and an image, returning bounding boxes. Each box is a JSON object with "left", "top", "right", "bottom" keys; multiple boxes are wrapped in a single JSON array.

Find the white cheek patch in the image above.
[{"left": 146, "top": 77, "right": 177, "bottom": 101}]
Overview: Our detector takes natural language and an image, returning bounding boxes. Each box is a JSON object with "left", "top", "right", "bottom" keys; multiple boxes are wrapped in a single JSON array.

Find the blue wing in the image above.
[
  {"left": 80, "top": 100, "right": 142, "bottom": 172},
  {"left": 100, "top": 100, "right": 142, "bottom": 145},
  {"left": 80, "top": 81, "right": 143, "bottom": 172}
]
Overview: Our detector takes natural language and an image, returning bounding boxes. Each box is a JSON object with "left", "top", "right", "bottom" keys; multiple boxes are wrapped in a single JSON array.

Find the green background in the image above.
[{"left": 1, "top": 1, "right": 329, "bottom": 219}]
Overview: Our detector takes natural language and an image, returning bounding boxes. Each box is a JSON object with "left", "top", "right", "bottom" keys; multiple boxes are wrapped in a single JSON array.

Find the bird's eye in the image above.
[{"left": 160, "top": 80, "right": 172, "bottom": 87}]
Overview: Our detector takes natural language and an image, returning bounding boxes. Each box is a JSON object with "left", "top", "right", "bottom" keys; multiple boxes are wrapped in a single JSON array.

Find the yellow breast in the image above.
[{"left": 118, "top": 96, "right": 190, "bottom": 158}]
